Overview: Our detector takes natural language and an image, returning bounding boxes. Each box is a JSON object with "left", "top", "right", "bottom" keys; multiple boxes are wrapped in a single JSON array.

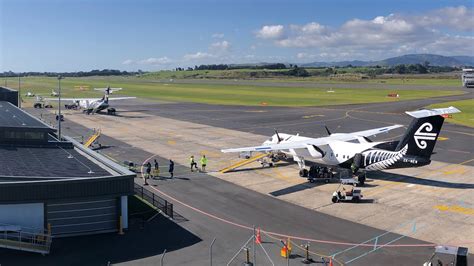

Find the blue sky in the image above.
[{"left": 1, "top": 0, "right": 473, "bottom": 72}]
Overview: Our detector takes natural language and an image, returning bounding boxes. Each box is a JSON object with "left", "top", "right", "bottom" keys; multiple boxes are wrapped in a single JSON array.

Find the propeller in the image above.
[
  {"left": 274, "top": 129, "right": 283, "bottom": 143},
  {"left": 324, "top": 125, "right": 332, "bottom": 136}
]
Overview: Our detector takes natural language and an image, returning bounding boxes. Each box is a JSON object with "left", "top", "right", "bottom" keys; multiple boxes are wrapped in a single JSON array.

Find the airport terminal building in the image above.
[{"left": 0, "top": 87, "right": 135, "bottom": 237}]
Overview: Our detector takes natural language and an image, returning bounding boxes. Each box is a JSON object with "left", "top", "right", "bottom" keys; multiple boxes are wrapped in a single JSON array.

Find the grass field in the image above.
[
  {"left": 427, "top": 99, "right": 474, "bottom": 127},
  {"left": 140, "top": 69, "right": 461, "bottom": 86},
  {"left": 6, "top": 76, "right": 466, "bottom": 107}
]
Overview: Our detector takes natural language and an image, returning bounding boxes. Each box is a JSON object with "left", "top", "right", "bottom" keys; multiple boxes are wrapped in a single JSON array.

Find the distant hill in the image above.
[{"left": 301, "top": 54, "right": 474, "bottom": 67}]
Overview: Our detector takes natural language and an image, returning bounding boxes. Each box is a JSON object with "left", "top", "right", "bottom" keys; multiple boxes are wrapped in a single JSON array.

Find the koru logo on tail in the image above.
[{"left": 414, "top": 122, "right": 437, "bottom": 149}]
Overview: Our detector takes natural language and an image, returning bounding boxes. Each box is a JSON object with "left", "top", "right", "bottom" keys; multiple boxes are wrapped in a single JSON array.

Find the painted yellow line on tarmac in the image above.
[
  {"left": 434, "top": 205, "right": 474, "bottom": 216},
  {"left": 302, "top": 114, "right": 325, "bottom": 119},
  {"left": 443, "top": 168, "right": 467, "bottom": 175},
  {"left": 437, "top": 136, "right": 449, "bottom": 141},
  {"left": 167, "top": 140, "right": 176, "bottom": 145}
]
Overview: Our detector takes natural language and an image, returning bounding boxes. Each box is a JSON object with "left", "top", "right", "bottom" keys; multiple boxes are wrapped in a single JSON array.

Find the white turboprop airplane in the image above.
[
  {"left": 46, "top": 87, "right": 135, "bottom": 114},
  {"left": 222, "top": 107, "right": 460, "bottom": 177}
]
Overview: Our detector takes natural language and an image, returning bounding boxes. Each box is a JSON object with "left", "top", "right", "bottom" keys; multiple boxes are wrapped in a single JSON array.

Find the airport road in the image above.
[
  {"left": 114, "top": 89, "right": 473, "bottom": 166},
  {"left": 11, "top": 110, "right": 437, "bottom": 266}
]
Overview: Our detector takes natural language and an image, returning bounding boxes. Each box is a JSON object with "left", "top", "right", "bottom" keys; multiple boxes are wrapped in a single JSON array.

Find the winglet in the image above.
[
  {"left": 406, "top": 106, "right": 461, "bottom": 118},
  {"left": 324, "top": 125, "right": 332, "bottom": 136}
]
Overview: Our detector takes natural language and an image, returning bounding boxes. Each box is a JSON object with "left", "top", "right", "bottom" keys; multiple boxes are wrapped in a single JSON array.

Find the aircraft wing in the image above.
[
  {"left": 44, "top": 97, "right": 100, "bottom": 102},
  {"left": 106, "top": 97, "right": 136, "bottom": 101},
  {"left": 221, "top": 124, "right": 403, "bottom": 153},
  {"left": 348, "top": 124, "right": 404, "bottom": 138},
  {"left": 94, "top": 88, "right": 122, "bottom": 91}
]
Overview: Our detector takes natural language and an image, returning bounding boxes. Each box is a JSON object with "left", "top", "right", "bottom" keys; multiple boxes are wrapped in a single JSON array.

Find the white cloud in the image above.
[
  {"left": 212, "top": 33, "right": 224, "bottom": 38},
  {"left": 122, "top": 59, "right": 134, "bottom": 65},
  {"left": 296, "top": 52, "right": 307, "bottom": 59},
  {"left": 419, "top": 6, "right": 474, "bottom": 31},
  {"left": 139, "top": 57, "right": 172, "bottom": 65},
  {"left": 210, "top": 40, "right": 231, "bottom": 52},
  {"left": 257, "top": 6, "right": 474, "bottom": 60},
  {"left": 256, "top": 25, "right": 285, "bottom": 39},
  {"left": 183, "top": 52, "right": 215, "bottom": 61}
]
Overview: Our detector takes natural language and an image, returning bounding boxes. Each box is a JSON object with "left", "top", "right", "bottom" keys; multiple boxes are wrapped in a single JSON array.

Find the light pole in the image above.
[
  {"left": 18, "top": 74, "right": 21, "bottom": 108},
  {"left": 57, "top": 75, "right": 63, "bottom": 141}
]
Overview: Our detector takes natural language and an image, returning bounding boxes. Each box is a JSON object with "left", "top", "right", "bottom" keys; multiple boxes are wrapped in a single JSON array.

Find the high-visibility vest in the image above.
[{"left": 200, "top": 157, "right": 208, "bottom": 165}]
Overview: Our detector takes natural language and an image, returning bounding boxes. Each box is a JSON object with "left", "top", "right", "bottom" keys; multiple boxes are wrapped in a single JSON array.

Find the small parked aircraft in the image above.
[
  {"left": 46, "top": 87, "right": 135, "bottom": 114},
  {"left": 222, "top": 107, "right": 460, "bottom": 177}
]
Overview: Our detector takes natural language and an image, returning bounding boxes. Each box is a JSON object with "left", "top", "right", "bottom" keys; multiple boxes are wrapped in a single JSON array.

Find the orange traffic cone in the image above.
[
  {"left": 255, "top": 228, "right": 262, "bottom": 244},
  {"left": 329, "top": 257, "right": 334, "bottom": 266},
  {"left": 280, "top": 245, "right": 288, "bottom": 258}
]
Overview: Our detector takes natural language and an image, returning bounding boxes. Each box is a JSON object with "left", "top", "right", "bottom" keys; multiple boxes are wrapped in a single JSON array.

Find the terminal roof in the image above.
[
  {"left": 0, "top": 101, "right": 55, "bottom": 132},
  {"left": 0, "top": 146, "right": 111, "bottom": 179}
]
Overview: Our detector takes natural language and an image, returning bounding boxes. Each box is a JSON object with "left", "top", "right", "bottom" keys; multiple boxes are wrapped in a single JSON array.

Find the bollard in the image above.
[
  {"left": 301, "top": 243, "right": 314, "bottom": 264},
  {"left": 243, "top": 247, "right": 254, "bottom": 266},
  {"left": 118, "top": 215, "right": 124, "bottom": 235}
]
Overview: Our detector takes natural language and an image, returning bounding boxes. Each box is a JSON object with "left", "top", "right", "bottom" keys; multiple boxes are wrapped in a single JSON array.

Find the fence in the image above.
[
  {"left": 0, "top": 224, "right": 52, "bottom": 255},
  {"left": 134, "top": 183, "right": 174, "bottom": 219}
]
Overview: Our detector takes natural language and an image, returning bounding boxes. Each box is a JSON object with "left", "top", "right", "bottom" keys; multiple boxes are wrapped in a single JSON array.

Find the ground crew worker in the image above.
[
  {"left": 189, "top": 155, "right": 198, "bottom": 172},
  {"left": 169, "top": 159, "right": 174, "bottom": 178},
  {"left": 154, "top": 159, "right": 160, "bottom": 177},
  {"left": 200, "top": 155, "right": 208, "bottom": 172},
  {"left": 146, "top": 162, "right": 152, "bottom": 178}
]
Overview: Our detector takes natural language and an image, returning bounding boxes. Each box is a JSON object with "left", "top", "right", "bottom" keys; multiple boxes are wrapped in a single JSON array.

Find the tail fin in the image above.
[{"left": 395, "top": 106, "right": 460, "bottom": 159}]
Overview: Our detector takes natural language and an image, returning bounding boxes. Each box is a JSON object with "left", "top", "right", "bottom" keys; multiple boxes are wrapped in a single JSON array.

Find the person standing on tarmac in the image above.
[
  {"left": 200, "top": 155, "right": 208, "bottom": 172},
  {"left": 154, "top": 159, "right": 160, "bottom": 177},
  {"left": 146, "top": 162, "right": 152, "bottom": 176},
  {"left": 169, "top": 159, "right": 174, "bottom": 178},
  {"left": 189, "top": 155, "right": 198, "bottom": 172}
]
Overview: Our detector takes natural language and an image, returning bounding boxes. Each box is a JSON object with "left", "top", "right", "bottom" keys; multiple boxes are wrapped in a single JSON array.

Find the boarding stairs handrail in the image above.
[
  {"left": 84, "top": 128, "right": 101, "bottom": 148},
  {"left": 0, "top": 223, "right": 52, "bottom": 254},
  {"left": 220, "top": 152, "right": 267, "bottom": 173}
]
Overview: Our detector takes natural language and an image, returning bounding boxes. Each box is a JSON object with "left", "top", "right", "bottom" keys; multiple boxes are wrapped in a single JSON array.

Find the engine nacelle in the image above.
[{"left": 306, "top": 144, "right": 324, "bottom": 158}]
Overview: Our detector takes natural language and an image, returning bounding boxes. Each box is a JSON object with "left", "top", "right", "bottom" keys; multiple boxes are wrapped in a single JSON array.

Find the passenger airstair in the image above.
[
  {"left": 84, "top": 128, "right": 101, "bottom": 148},
  {"left": 220, "top": 153, "right": 268, "bottom": 173},
  {"left": 0, "top": 224, "right": 52, "bottom": 255}
]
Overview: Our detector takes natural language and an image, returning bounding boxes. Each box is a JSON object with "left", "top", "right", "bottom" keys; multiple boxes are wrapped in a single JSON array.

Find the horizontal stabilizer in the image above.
[{"left": 406, "top": 106, "right": 460, "bottom": 118}]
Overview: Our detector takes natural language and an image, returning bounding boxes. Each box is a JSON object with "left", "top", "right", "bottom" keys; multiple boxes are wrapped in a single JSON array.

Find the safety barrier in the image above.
[
  {"left": 0, "top": 224, "right": 52, "bottom": 254},
  {"left": 134, "top": 183, "right": 174, "bottom": 219}
]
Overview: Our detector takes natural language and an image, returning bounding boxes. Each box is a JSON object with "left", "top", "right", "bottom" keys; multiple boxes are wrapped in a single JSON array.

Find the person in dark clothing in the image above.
[
  {"left": 146, "top": 162, "right": 152, "bottom": 177},
  {"left": 168, "top": 159, "right": 174, "bottom": 178},
  {"left": 189, "top": 155, "right": 198, "bottom": 172},
  {"left": 154, "top": 159, "right": 160, "bottom": 177}
]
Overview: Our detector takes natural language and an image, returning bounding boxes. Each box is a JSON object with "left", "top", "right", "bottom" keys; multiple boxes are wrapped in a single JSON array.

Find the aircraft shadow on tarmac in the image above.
[
  {"left": 368, "top": 171, "right": 474, "bottom": 189},
  {"left": 270, "top": 181, "right": 330, "bottom": 197},
  {"left": 0, "top": 214, "right": 201, "bottom": 266}
]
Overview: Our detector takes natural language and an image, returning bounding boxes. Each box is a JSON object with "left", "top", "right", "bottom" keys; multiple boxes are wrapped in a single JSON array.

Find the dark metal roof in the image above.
[
  {"left": 0, "top": 145, "right": 111, "bottom": 178},
  {"left": 0, "top": 101, "right": 55, "bottom": 132}
]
